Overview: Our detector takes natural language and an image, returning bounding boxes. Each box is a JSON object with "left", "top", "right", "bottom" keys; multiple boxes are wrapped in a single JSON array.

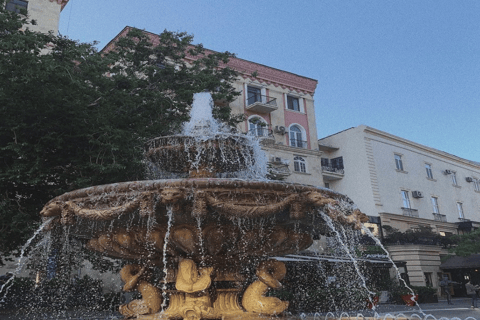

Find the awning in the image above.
[
  {"left": 440, "top": 254, "right": 480, "bottom": 269},
  {"left": 273, "top": 254, "right": 392, "bottom": 265}
]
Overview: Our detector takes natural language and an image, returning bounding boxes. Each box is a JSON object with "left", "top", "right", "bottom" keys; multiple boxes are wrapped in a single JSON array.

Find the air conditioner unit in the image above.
[
  {"left": 412, "top": 191, "right": 423, "bottom": 198},
  {"left": 444, "top": 170, "right": 452, "bottom": 175},
  {"left": 466, "top": 177, "right": 474, "bottom": 183},
  {"left": 271, "top": 157, "right": 282, "bottom": 164},
  {"left": 274, "top": 125, "right": 287, "bottom": 135}
]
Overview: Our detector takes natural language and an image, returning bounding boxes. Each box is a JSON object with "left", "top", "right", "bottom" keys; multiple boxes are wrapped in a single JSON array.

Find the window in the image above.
[
  {"left": 6, "top": 0, "right": 27, "bottom": 13},
  {"left": 401, "top": 190, "right": 411, "bottom": 209},
  {"left": 324, "top": 182, "right": 330, "bottom": 189},
  {"left": 457, "top": 202, "right": 464, "bottom": 219},
  {"left": 330, "top": 157, "right": 344, "bottom": 170},
  {"left": 431, "top": 197, "right": 439, "bottom": 214},
  {"left": 289, "top": 125, "right": 305, "bottom": 148},
  {"left": 451, "top": 172, "right": 458, "bottom": 186},
  {"left": 287, "top": 95, "right": 300, "bottom": 111},
  {"left": 424, "top": 273, "right": 433, "bottom": 287},
  {"left": 395, "top": 154, "right": 404, "bottom": 171},
  {"left": 247, "top": 86, "right": 261, "bottom": 105},
  {"left": 248, "top": 116, "right": 267, "bottom": 137},
  {"left": 293, "top": 156, "right": 306, "bottom": 173},
  {"left": 473, "top": 179, "right": 480, "bottom": 192},
  {"left": 425, "top": 163, "right": 433, "bottom": 179}
]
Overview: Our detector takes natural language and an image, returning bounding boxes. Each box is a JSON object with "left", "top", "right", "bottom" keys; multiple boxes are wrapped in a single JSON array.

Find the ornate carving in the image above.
[
  {"left": 173, "top": 259, "right": 214, "bottom": 320},
  {"left": 86, "top": 228, "right": 166, "bottom": 261},
  {"left": 119, "top": 264, "right": 162, "bottom": 317},
  {"left": 205, "top": 193, "right": 298, "bottom": 218},
  {"left": 176, "top": 259, "right": 213, "bottom": 293},
  {"left": 242, "top": 260, "right": 289, "bottom": 315}
]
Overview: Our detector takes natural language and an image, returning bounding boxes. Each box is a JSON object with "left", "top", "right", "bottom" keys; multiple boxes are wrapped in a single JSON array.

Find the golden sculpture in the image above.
[
  {"left": 119, "top": 264, "right": 162, "bottom": 318},
  {"left": 242, "top": 260, "right": 289, "bottom": 315},
  {"left": 176, "top": 259, "right": 214, "bottom": 293}
]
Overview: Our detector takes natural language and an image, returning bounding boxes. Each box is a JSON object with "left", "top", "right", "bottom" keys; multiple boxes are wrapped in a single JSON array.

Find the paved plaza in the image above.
[{"left": 1, "top": 298, "right": 479, "bottom": 319}]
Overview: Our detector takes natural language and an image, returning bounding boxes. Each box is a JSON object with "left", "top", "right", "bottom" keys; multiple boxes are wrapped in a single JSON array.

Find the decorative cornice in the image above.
[
  {"left": 49, "top": 0, "right": 69, "bottom": 11},
  {"left": 101, "top": 27, "right": 318, "bottom": 95},
  {"left": 362, "top": 125, "right": 480, "bottom": 170}
]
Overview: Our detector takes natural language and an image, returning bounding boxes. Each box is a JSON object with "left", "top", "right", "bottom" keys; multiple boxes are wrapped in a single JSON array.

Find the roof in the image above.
[
  {"left": 101, "top": 26, "right": 318, "bottom": 95},
  {"left": 440, "top": 254, "right": 480, "bottom": 269}
]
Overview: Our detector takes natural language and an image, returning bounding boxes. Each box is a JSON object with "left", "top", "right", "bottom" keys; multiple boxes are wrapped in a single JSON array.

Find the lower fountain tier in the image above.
[{"left": 40, "top": 178, "right": 366, "bottom": 263}]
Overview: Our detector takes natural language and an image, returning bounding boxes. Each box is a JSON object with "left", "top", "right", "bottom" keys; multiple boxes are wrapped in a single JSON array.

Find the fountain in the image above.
[{"left": 37, "top": 92, "right": 370, "bottom": 319}]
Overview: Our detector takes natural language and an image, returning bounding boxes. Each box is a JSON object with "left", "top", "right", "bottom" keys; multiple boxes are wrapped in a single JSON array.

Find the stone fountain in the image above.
[{"left": 39, "top": 93, "right": 368, "bottom": 320}]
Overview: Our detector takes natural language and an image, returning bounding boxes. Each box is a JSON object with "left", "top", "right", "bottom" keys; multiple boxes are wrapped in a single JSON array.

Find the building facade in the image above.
[
  {"left": 5, "top": 0, "right": 68, "bottom": 34},
  {"left": 318, "top": 125, "right": 480, "bottom": 290}
]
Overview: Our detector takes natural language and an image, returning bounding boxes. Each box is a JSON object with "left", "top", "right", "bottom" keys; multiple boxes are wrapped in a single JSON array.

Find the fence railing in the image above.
[{"left": 247, "top": 94, "right": 277, "bottom": 106}]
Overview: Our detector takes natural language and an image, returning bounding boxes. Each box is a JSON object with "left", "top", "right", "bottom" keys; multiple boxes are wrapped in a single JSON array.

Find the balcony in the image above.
[
  {"left": 401, "top": 207, "right": 419, "bottom": 218},
  {"left": 322, "top": 166, "right": 344, "bottom": 181},
  {"left": 246, "top": 94, "right": 278, "bottom": 113},
  {"left": 433, "top": 213, "right": 447, "bottom": 222}
]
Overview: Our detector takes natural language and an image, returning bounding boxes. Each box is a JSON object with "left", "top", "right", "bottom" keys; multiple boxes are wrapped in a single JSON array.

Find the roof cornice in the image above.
[
  {"left": 101, "top": 27, "right": 318, "bottom": 95},
  {"left": 49, "top": 0, "right": 69, "bottom": 11},
  {"left": 363, "top": 125, "right": 480, "bottom": 169}
]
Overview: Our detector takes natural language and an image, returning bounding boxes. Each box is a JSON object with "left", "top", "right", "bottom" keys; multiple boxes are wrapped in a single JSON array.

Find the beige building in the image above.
[
  {"left": 318, "top": 125, "right": 480, "bottom": 289},
  {"left": 5, "top": 0, "right": 68, "bottom": 34}
]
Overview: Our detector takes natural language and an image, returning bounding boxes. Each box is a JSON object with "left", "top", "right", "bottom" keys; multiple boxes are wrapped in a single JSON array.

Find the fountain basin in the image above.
[{"left": 40, "top": 179, "right": 364, "bottom": 268}]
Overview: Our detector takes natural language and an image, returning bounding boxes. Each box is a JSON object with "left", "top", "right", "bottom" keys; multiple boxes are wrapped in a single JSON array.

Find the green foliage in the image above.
[
  {"left": 449, "top": 228, "right": 480, "bottom": 257},
  {"left": 0, "top": 4, "right": 241, "bottom": 264},
  {"left": 382, "top": 225, "right": 454, "bottom": 248}
]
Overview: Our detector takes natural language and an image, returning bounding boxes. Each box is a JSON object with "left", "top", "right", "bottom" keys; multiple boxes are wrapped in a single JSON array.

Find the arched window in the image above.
[
  {"left": 289, "top": 125, "right": 305, "bottom": 148},
  {"left": 248, "top": 116, "right": 268, "bottom": 137},
  {"left": 293, "top": 156, "right": 306, "bottom": 173}
]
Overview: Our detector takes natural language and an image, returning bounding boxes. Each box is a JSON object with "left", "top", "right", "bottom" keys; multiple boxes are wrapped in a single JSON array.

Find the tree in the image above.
[
  {"left": 0, "top": 2, "right": 242, "bottom": 264},
  {"left": 449, "top": 228, "right": 480, "bottom": 257}
]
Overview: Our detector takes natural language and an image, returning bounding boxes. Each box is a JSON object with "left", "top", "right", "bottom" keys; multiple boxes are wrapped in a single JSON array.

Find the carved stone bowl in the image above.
[
  {"left": 40, "top": 179, "right": 366, "bottom": 268},
  {"left": 145, "top": 135, "right": 256, "bottom": 177}
]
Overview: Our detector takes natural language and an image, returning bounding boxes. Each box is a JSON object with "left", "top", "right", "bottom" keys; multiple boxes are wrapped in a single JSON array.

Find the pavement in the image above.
[{"left": 0, "top": 298, "right": 479, "bottom": 319}]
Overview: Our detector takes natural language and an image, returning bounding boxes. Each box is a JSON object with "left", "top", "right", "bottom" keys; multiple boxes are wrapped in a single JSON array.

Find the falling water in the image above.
[
  {"left": 183, "top": 92, "right": 220, "bottom": 137},
  {"left": 161, "top": 206, "right": 174, "bottom": 310},
  {"left": 317, "top": 209, "right": 376, "bottom": 309},
  {"left": 0, "top": 217, "right": 54, "bottom": 303},
  {"left": 361, "top": 225, "right": 423, "bottom": 312}
]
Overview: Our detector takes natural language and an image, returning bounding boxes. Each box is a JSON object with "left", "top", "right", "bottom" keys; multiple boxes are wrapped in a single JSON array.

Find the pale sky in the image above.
[{"left": 59, "top": 0, "right": 480, "bottom": 162}]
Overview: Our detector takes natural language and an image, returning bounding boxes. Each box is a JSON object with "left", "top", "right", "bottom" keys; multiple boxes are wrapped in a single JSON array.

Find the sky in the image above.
[{"left": 59, "top": 0, "right": 480, "bottom": 162}]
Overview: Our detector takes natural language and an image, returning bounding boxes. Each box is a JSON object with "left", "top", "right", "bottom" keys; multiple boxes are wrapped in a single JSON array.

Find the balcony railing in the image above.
[
  {"left": 433, "top": 213, "right": 447, "bottom": 222},
  {"left": 402, "top": 207, "right": 419, "bottom": 218},
  {"left": 246, "top": 94, "right": 278, "bottom": 113},
  {"left": 289, "top": 139, "right": 308, "bottom": 149},
  {"left": 322, "top": 166, "right": 345, "bottom": 175}
]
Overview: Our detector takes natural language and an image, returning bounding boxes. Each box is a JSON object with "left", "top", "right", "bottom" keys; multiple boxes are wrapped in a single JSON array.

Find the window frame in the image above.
[
  {"left": 451, "top": 172, "right": 458, "bottom": 186},
  {"left": 401, "top": 190, "right": 411, "bottom": 209},
  {"left": 456, "top": 202, "right": 464, "bottom": 219},
  {"left": 431, "top": 196, "right": 439, "bottom": 214},
  {"left": 246, "top": 85, "right": 262, "bottom": 106},
  {"left": 247, "top": 115, "right": 268, "bottom": 137},
  {"left": 425, "top": 163, "right": 434, "bottom": 179},
  {"left": 6, "top": 0, "right": 28, "bottom": 13},
  {"left": 395, "top": 154, "right": 404, "bottom": 171},
  {"left": 473, "top": 179, "right": 480, "bottom": 192},
  {"left": 289, "top": 124, "right": 306, "bottom": 148},
  {"left": 287, "top": 95, "right": 300, "bottom": 112},
  {"left": 293, "top": 156, "right": 307, "bottom": 173}
]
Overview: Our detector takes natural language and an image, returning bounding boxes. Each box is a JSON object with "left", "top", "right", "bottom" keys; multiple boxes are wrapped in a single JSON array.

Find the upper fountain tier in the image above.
[{"left": 145, "top": 92, "right": 266, "bottom": 179}]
